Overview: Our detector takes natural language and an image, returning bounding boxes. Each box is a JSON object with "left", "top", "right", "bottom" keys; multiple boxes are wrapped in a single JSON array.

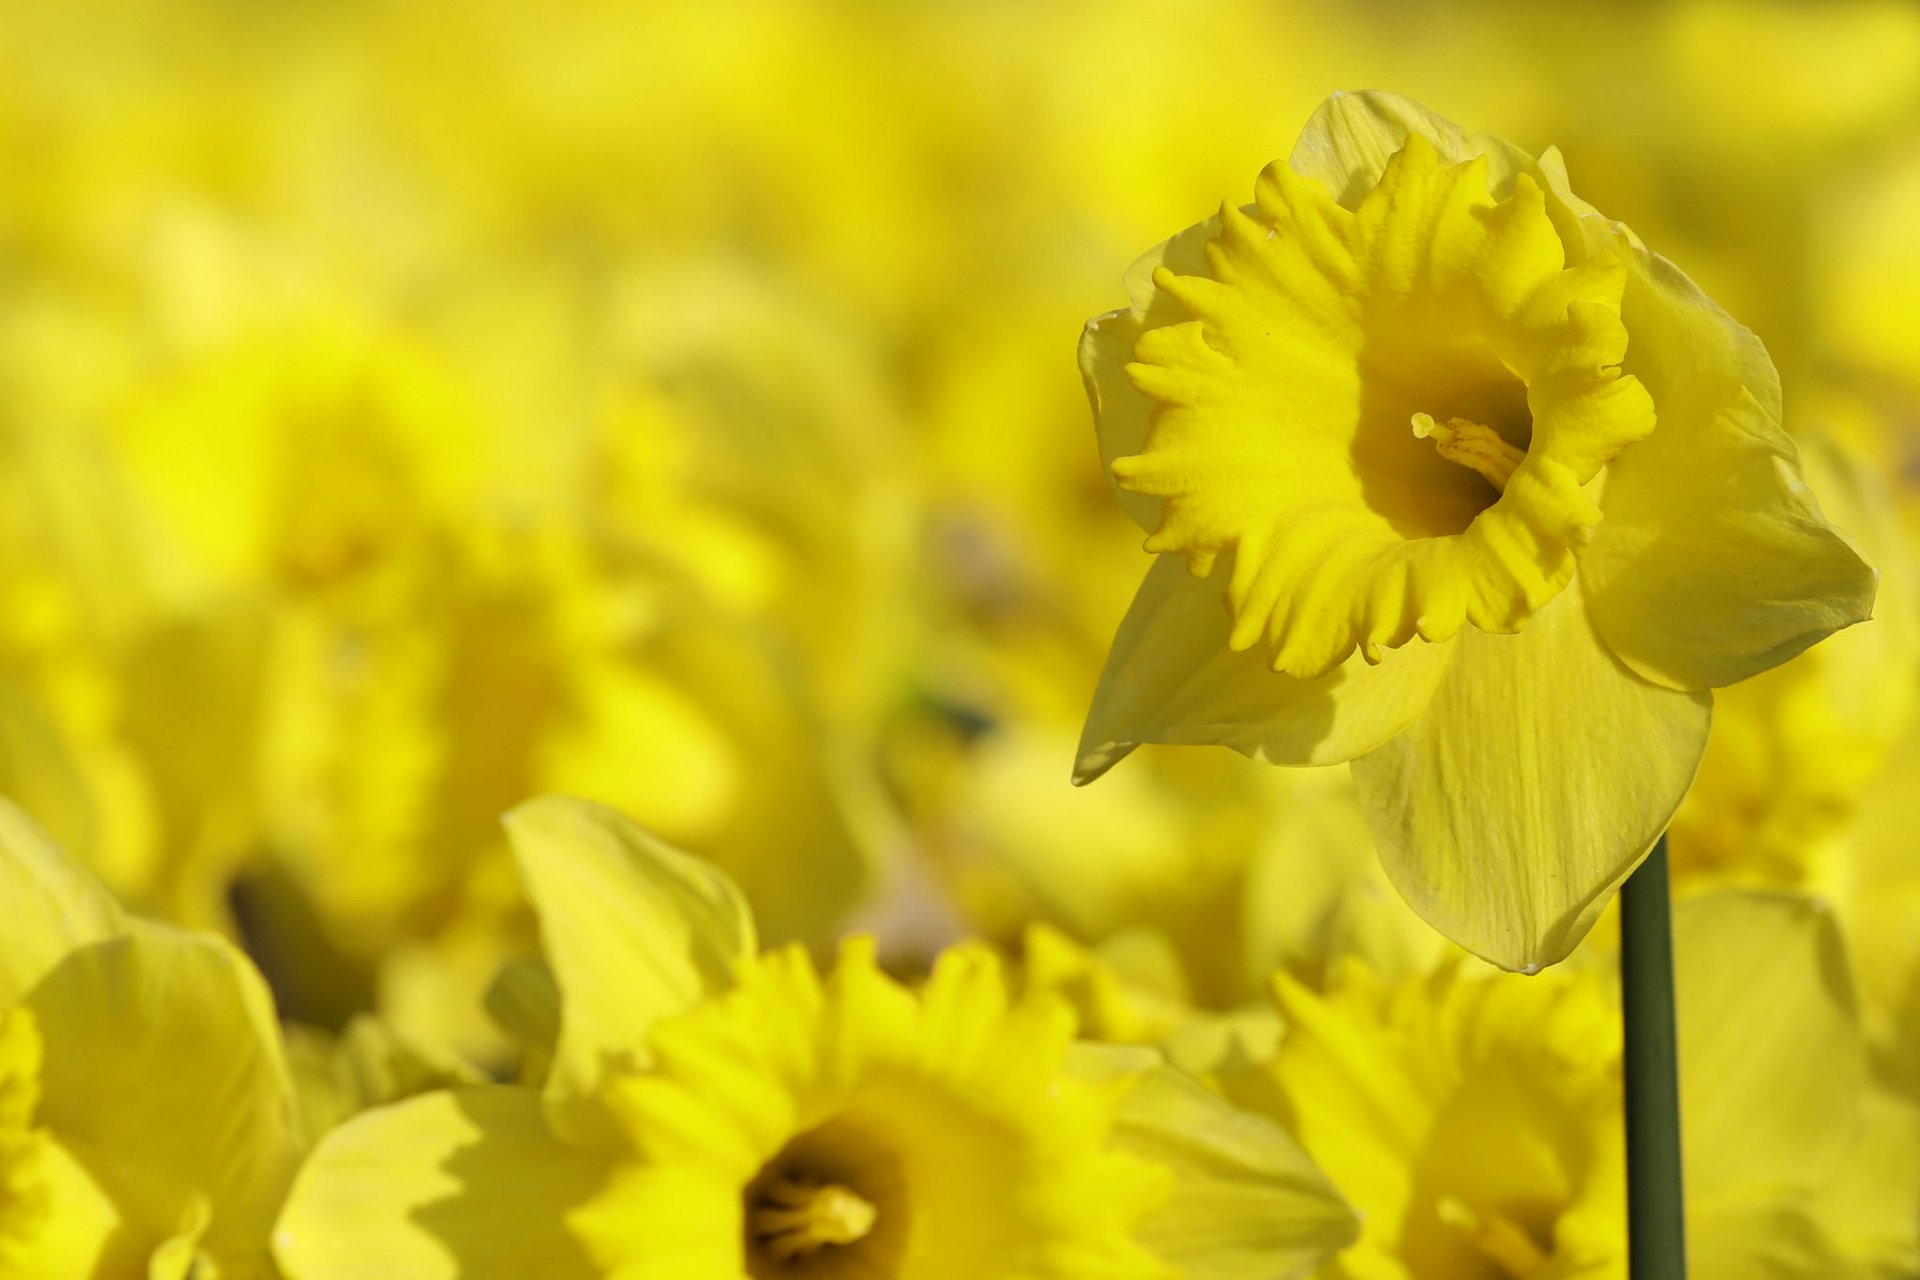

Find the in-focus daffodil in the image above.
[
  {"left": 1077, "top": 90, "right": 1877, "bottom": 970},
  {"left": 274, "top": 796, "right": 1358, "bottom": 1280},
  {"left": 1226, "top": 891, "right": 1913, "bottom": 1278},
  {"left": 0, "top": 800, "right": 304, "bottom": 1278}
]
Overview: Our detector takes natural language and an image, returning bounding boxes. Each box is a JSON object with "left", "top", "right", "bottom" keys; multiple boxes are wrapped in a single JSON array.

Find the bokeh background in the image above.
[{"left": 3, "top": 0, "right": 1918, "bottom": 1100}]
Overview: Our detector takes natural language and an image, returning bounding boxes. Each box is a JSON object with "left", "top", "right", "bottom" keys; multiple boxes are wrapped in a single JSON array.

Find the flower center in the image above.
[
  {"left": 750, "top": 1177, "right": 879, "bottom": 1262},
  {"left": 1412, "top": 414, "right": 1526, "bottom": 493},
  {"left": 741, "top": 1114, "right": 908, "bottom": 1279},
  {"left": 1111, "top": 135, "right": 1653, "bottom": 677},
  {"left": 1437, "top": 1196, "right": 1552, "bottom": 1279}
]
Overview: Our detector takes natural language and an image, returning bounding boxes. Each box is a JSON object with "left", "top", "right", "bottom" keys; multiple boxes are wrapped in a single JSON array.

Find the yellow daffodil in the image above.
[
  {"left": 0, "top": 800, "right": 304, "bottom": 1278},
  {"left": 1229, "top": 891, "right": 1913, "bottom": 1278},
  {"left": 274, "top": 796, "right": 1357, "bottom": 1280},
  {"left": 1077, "top": 90, "right": 1876, "bottom": 970}
]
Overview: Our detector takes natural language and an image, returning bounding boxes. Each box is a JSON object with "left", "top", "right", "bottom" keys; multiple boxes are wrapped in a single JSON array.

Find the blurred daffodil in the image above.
[
  {"left": 1669, "top": 426, "right": 1919, "bottom": 891},
  {"left": 1078, "top": 90, "right": 1876, "bottom": 970},
  {"left": 274, "top": 796, "right": 1358, "bottom": 1280},
  {"left": 1234, "top": 891, "right": 1913, "bottom": 1279},
  {"left": 0, "top": 800, "right": 303, "bottom": 1278}
]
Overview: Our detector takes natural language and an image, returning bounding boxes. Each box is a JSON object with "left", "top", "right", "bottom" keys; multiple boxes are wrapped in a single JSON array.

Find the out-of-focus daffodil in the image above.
[
  {"left": 1829, "top": 726, "right": 1920, "bottom": 1098},
  {"left": 1078, "top": 90, "right": 1876, "bottom": 971},
  {"left": 274, "top": 796, "right": 1358, "bottom": 1280},
  {"left": 1670, "top": 428, "right": 1918, "bottom": 890},
  {"left": 0, "top": 800, "right": 304, "bottom": 1278},
  {"left": 1234, "top": 891, "right": 1913, "bottom": 1278}
]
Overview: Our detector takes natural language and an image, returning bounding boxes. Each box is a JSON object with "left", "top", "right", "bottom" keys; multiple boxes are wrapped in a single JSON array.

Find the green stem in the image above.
[{"left": 1620, "top": 834, "right": 1686, "bottom": 1279}]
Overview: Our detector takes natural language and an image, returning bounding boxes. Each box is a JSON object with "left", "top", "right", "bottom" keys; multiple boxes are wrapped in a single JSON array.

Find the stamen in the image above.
[
  {"left": 1412, "top": 413, "right": 1526, "bottom": 492},
  {"left": 1437, "top": 1196, "right": 1551, "bottom": 1279},
  {"left": 751, "top": 1176, "right": 879, "bottom": 1262}
]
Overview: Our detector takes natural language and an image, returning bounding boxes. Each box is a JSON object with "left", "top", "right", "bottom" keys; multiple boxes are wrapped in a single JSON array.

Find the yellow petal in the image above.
[
  {"left": 5, "top": 1134, "right": 133, "bottom": 1280},
  {"left": 273, "top": 1087, "right": 608, "bottom": 1280},
  {"left": 1674, "top": 892, "right": 1863, "bottom": 1204},
  {"left": 23, "top": 923, "right": 300, "bottom": 1275},
  {"left": 0, "top": 799, "right": 123, "bottom": 1009},
  {"left": 1351, "top": 588, "right": 1710, "bottom": 971},
  {"left": 1083, "top": 217, "right": 1222, "bottom": 537},
  {"left": 1077, "top": 553, "right": 1454, "bottom": 782},
  {"left": 1289, "top": 89, "right": 1552, "bottom": 213},
  {"left": 502, "top": 796, "right": 756, "bottom": 1139},
  {"left": 1577, "top": 244, "right": 1876, "bottom": 691},
  {"left": 1084, "top": 1048, "right": 1359, "bottom": 1279}
]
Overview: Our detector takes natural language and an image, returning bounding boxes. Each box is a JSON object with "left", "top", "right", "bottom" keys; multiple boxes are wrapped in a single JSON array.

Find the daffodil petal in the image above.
[
  {"left": 273, "top": 1087, "right": 608, "bottom": 1280},
  {"left": 3, "top": 1133, "right": 132, "bottom": 1280},
  {"left": 1289, "top": 88, "right": 1544, "bottom": 211},
  {"left": 1674, "top": 892, "right": 1864, "bottom": 1203},
  {"left": 23, "top": 923, "right": 299, "bottom": 1273},
  {"left": 1350, "top": 587, "right": 1710, "bottom": 971},
  {"left": 1577, "top": 242, "right": 1876, "bottom": 691},
  {"left": 1077, "top": 553, "right": 1454, "bottom": 781},
  {"left": 1081, "top": 1048, "right": 1359, "bottom": 1279},
  {"left": 1084, "top": 217, "right": 1220, "bottom": 536},
  {"left": 502, "top": 796, "right": 756, "bottom": 1138},
  {"left": 0, "top": 799, "right": 123, "bottom": 1009}
]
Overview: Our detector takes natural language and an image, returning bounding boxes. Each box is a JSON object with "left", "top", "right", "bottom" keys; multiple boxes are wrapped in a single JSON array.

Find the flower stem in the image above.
[{"left": 1620, "top": 833, "right": 1686, "bottom": 1279}]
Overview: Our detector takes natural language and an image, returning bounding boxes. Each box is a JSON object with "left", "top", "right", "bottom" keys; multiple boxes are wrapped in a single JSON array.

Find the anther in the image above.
[
  {"left": 1413, "top": 413, "right": 1526, "bottom": 492},
  {"left": 751, "top": 1177, "right": 878, "bottom": 1262},
  {"left": 1437, "top": 1197, "right": 1551, "bottom": 1279}
]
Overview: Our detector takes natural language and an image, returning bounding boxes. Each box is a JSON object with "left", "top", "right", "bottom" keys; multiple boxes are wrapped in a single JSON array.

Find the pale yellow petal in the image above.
[
  {"left": 1578, "top": 244, "right": 1875, "bottom": 691},
  {"left": 1674, "top": 892, "right": 1863, "bottom": 1203},
  {"left": 0, "top": 798, "right": 123, "bottom": 1009},
  {"left": 1351, "top": 588, "right": 1710, "bottom": 971},
  {"left": 1077, "top": 553, "right": 1454, "bottom": 782},
  {"left": 23, "top": 923, "right": 300, "bottom": 1275},
  {"left": 3, "top": 1135, "right": 133, "bottom": 1280},
  {"left": 1098, "top": 1053, "right": 1359, "bottom": 1279},
  {"left": 273, "top": 1087, "right": 607, "bottom": 1280},
  {"left": 502, "top": 796, "right": 755, "bottom": 1137},
  {"left": 1288, "top": 89, "right": 1544, "bottom": 211}
]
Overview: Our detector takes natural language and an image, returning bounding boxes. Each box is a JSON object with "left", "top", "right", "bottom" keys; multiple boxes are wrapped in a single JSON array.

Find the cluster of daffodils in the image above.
[
  {"left": 1, "top": 786, "right": 1908, "bottom": 1279},
  {"left": 4, "top": 1, "right": 1920, "bottom": 1278}
]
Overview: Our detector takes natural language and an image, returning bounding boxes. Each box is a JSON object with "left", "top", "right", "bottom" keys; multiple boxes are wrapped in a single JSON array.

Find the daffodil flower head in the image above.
[
  {"left": 0, "top": 801, "right": 304, "bottom": 1280},
  {"left": 1243, "top": 892, "right": 1911, "bottom": 1280},
  {"left": 577, "top": 938, "right": 1172, "bottom": 1280},
  {"left": 274, "top": 797, "right": 1359, "bottom": 1280},
  {"left": 1079, "top": 91, "right": 1878, "bottom": 970},
  {"left": 1262, "top": 958, "right": 1625, "bottom": 1279}
]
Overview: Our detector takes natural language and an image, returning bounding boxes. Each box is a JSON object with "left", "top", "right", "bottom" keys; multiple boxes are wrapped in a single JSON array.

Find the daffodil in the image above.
[
  {"left": 274, "top": 796, "right": 1357, "bottom": 1280},
  {"left": 0, "top": 799, "right": 304, "bottom": 1278},
  {"left": 1077, "top": 90, "right": 1876, "bottom": 970},
  {"left": 1227, "top": 891, "right": 1914, "bottom": 1278}
]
